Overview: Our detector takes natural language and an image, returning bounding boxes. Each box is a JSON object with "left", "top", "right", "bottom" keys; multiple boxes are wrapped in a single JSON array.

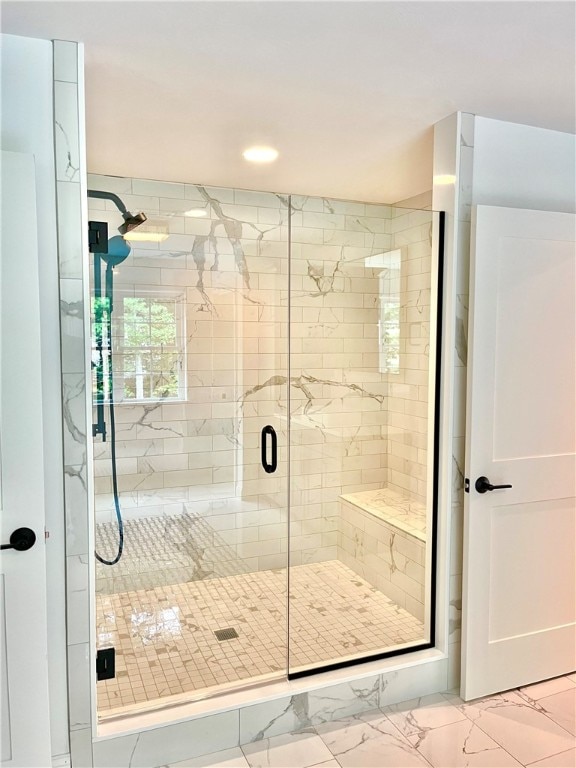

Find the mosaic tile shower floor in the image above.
[
  {"left": 95, "top": 512, "right": 254, "bottom": 595},
  {"left": 96, "top": 560, "right": 424, "bottom": 714}
]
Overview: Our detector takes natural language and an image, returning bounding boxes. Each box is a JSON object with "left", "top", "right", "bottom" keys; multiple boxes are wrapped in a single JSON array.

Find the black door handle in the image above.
[
  {"left": 261, "top": 425, "right": 277, "bottom": 474},
  {"left": 1, "top": 527, "right": 37, "bottom": 551},
  {"left": 475, "top": 476, "right": 512, "bottom": 494}
]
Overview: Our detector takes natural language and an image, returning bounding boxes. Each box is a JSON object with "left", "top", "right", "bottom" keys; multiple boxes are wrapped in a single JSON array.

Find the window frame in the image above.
[{"left": 91, "top": 287, "right": 187, "bottom": 405}]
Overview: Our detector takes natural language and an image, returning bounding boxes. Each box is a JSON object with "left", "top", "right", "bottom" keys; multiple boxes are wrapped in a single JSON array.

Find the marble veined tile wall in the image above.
[
  {"left": 287, "top": 196, "right": 432, "bottom": 573},
  {"left": 339, "top": 499, "right": 426, "bottom": 621},
  {"left": 286, "top": 193, "right": 391, "bottom": 571},
  {"left": 88, "top": 175, "right": 432, "bottom": 580},
  {"left": 385, "top": 209, "right": 433, "bottom": 504}
]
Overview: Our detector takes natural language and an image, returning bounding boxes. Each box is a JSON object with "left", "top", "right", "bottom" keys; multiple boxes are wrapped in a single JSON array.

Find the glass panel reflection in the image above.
[{"left": 287, "top": 199, "right": 437, "bottom": 674}]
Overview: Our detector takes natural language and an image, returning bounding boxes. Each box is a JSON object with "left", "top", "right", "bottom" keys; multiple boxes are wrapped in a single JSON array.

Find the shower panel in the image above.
[
  {"left": 287, "top": 198, "right": 438, "bottom": 677},
  {"left": 88, "top": 177, "right": 441, "bottom": 717}
]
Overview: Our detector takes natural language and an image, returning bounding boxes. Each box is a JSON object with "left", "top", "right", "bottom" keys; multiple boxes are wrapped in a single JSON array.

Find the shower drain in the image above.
[{"left": 214, "top": 627, "right": 239, "bottom": 641}]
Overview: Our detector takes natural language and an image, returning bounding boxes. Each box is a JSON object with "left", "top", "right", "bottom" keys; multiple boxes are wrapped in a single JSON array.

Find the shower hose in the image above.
[{"left": 95, "top": 293, "right": 124, "bottom": 566}]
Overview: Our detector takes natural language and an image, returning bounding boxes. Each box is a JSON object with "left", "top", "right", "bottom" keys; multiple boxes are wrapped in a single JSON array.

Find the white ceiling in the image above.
[{"left": 2, "top": 1, "right": 575, "bottom": 203}]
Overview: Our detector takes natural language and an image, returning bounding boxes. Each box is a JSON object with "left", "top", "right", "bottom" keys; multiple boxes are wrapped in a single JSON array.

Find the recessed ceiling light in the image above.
[
  {"left": 242, "top": 146, "right": 279, "bottom": 164},
  {"left": 184, "top": 208, "right": 208, "bottom": 218}
]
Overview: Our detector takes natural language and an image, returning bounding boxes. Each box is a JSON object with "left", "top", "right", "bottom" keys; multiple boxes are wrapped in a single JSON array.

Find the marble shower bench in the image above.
[{"left": 338, "top": 488, "right": 427, "bottom": 622}]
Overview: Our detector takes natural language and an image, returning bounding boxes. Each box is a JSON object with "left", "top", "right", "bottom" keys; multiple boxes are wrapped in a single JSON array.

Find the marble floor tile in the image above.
[
  {"left": 519, "top": 676, "right": 576, "bottom": 703},
  {"left": 528, "top": 747, "right": 576, "bottom": 767},
  {"left": 411, "top": 717, "right": 522, "bottom": 767},
  {"left": 383, "top": 692, "right": 468, "bottom": 738},
  {"left": 315, "top": 710, "right": 431, "bottom": 767},
  {"left": 533, "top": 690, "right": 576, "bottom": 735},
  {"left": 166, "top": 748, "right": 249, "bottom": 767},
  {"left": 163, "top": 676, "right": 576, "bottom": 768},
  {"left": 442, "top": 693, "right": 466, "bottom": 706},
  {"left": 453, "top": 691, "right": 575, "bottom": 766},
  {"left": 309, "top": 762, "right": 340, "bottom": 767},
  {"left": 241, "top": 732, "right": 334, "bottom": 768}
]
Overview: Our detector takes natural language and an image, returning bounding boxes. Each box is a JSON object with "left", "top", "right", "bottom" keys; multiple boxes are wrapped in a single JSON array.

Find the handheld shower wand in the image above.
[{"left": 89, "top": 190, "right": 147, "bottom": 566}]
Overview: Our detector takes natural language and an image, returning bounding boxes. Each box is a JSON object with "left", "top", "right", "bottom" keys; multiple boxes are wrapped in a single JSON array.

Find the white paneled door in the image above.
[
  {"left": 0, "top": 152, "right": 52, "bottom": 765},
  {"left": 462, "top": 204, "right": 576, "bottom": 700}
]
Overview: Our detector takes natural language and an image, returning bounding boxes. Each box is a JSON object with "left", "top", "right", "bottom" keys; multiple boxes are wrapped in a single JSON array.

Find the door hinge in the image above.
[
  {"left": 464, "top": 477, "right": 470, "bottom": 493},
  {"left": 88, "top": 220, "right": 109, "bottom": 253},
  {"left": 96, "top": 647, "right": 116, "bottom": 681}
]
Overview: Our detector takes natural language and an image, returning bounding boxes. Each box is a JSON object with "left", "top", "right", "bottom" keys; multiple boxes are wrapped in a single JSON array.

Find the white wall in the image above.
[
  {"left": 473, "top": 117, "right": 576, "bottom": 213},
  {"left": 0, "top": 34, "right": 69, "bottom": 760}
]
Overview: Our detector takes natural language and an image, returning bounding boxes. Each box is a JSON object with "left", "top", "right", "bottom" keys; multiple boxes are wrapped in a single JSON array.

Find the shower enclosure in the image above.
[{"left": 89, "top": 177, "right": 442, "bottom": 718}]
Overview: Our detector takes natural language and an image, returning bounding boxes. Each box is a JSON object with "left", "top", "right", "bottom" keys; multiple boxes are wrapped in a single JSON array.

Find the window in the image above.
[
  {"left": 92, "top": 293, "right": 186, "bottom": 403},
  {"left": 366, "top": 249, "right": 401, "bottom": 375},
  {"left": 379, "top": 289, "right": 400, "bottom": 374}
]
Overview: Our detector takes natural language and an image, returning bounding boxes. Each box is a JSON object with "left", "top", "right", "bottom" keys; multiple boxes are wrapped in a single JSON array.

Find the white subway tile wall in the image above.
[{"left": 90, "top": 175, "right": 433, "bottom": 589}]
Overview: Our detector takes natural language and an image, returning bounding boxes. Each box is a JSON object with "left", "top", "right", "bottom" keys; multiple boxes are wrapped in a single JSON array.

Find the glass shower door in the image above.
[
  {"left": 287, "top": 195, "right": 440, "bottom": 675},
  {"left": 91, "top": 180, "right": 289, "bottom": 715}
]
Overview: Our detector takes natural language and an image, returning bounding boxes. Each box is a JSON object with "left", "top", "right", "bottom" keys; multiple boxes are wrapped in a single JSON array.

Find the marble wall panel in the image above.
[{"left": 54, "top": 39, "right": 94, "bottom": 768}]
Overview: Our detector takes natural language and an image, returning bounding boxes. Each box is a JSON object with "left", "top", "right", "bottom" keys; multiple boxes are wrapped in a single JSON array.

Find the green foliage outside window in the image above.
[
  {"left": 92, "top": 295, "right": 184, "bottom": 402},
  {"left": 380, "top": 302, "right": 400, "bottom": 373},
  {"left": 121, "top": 297, "right": 181, "bottom": 400}
]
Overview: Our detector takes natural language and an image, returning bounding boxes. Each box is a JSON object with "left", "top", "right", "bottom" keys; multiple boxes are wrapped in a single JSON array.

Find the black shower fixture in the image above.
[
  {"left": 88, "top": 189, "right": 148, "bottom": 567},
  {"left": 87, "top": 189, "right": 147, "bottom": 236},
  {"left": 118, "top": 210, "right": 147, "bottom": 235}
]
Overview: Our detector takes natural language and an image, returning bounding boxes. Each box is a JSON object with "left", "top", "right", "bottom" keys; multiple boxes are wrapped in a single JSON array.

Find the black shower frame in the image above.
[{"left": 287, "top": 210, "right": 446, "bottom": 681}]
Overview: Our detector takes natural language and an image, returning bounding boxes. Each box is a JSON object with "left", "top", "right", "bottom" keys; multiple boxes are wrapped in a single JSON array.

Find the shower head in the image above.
[
  {"left": 87, "top": 188, "right": 148, "bottom": 242},
  {"left": 87, "top": 190, "right": 161, "bottom": 243},
  {"left": 88, "top": 190, "right": 147, "bottom": 235},
  {"left": 118, "top": 210, "right": 147, "bottom": 235}
]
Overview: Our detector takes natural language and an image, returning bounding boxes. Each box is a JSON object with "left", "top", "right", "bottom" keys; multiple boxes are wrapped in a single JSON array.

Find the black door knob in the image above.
[
  {"left": 0, "top": 527, "right": 37, "bottom": 551},
  {"left": 475, "top": 476, "right": 513, "bottom": 494}
]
